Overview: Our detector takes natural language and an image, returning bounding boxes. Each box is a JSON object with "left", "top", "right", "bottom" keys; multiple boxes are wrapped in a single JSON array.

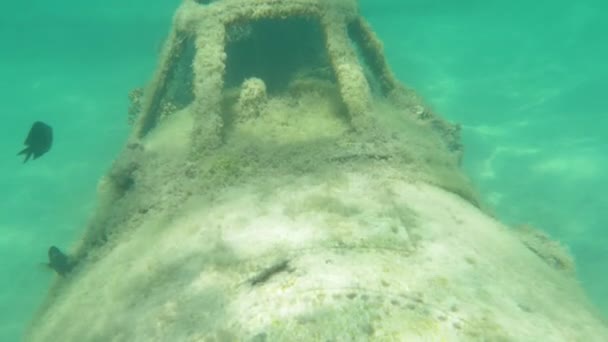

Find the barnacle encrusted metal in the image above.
[{"left": 133, "top": 0, "right": 439, "bottom": 146}]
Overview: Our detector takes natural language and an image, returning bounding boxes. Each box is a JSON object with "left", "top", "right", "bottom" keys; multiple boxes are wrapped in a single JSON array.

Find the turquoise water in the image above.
[{"left": 1, "top": 0, "right": 606, "bottom": 340}]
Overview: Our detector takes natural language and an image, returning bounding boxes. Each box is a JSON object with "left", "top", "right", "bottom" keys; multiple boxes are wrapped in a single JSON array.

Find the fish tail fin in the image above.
[{"left": 17, "top": 148, "right": 31, "bottom": 163}]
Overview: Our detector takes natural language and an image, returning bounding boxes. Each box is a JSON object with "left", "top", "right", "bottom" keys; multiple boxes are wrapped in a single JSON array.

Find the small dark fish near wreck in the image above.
[
  {"left": 18, "top": 121, "right": 53, "bottom": 163},
  {"left": 46, "top": 246, "right": 74, "bottom": 276}
]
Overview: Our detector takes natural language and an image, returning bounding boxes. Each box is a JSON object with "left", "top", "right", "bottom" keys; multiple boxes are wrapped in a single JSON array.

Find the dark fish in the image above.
[
  {"left": 47, "top": 246, "right": 74, "bottom": 276},
  {"left": 18, "top": 121, "right": 53, "bottom": 163},
  {"left": 249, "top": 260, "right": 291, "bottom": 286}
]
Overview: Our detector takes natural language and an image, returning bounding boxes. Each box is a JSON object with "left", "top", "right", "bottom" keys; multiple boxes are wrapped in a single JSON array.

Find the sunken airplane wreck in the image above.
[{"left": 25, "top": 0, "right": 608, "bottom": 341}]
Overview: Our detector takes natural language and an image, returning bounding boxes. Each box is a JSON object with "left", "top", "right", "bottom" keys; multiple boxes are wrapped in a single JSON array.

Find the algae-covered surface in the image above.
[
  {"left": 28, "top": 9, "right": 608, "bottom": 340},
  {"left": 4, "top": 0, "right": 607, "bottom": 341}
]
